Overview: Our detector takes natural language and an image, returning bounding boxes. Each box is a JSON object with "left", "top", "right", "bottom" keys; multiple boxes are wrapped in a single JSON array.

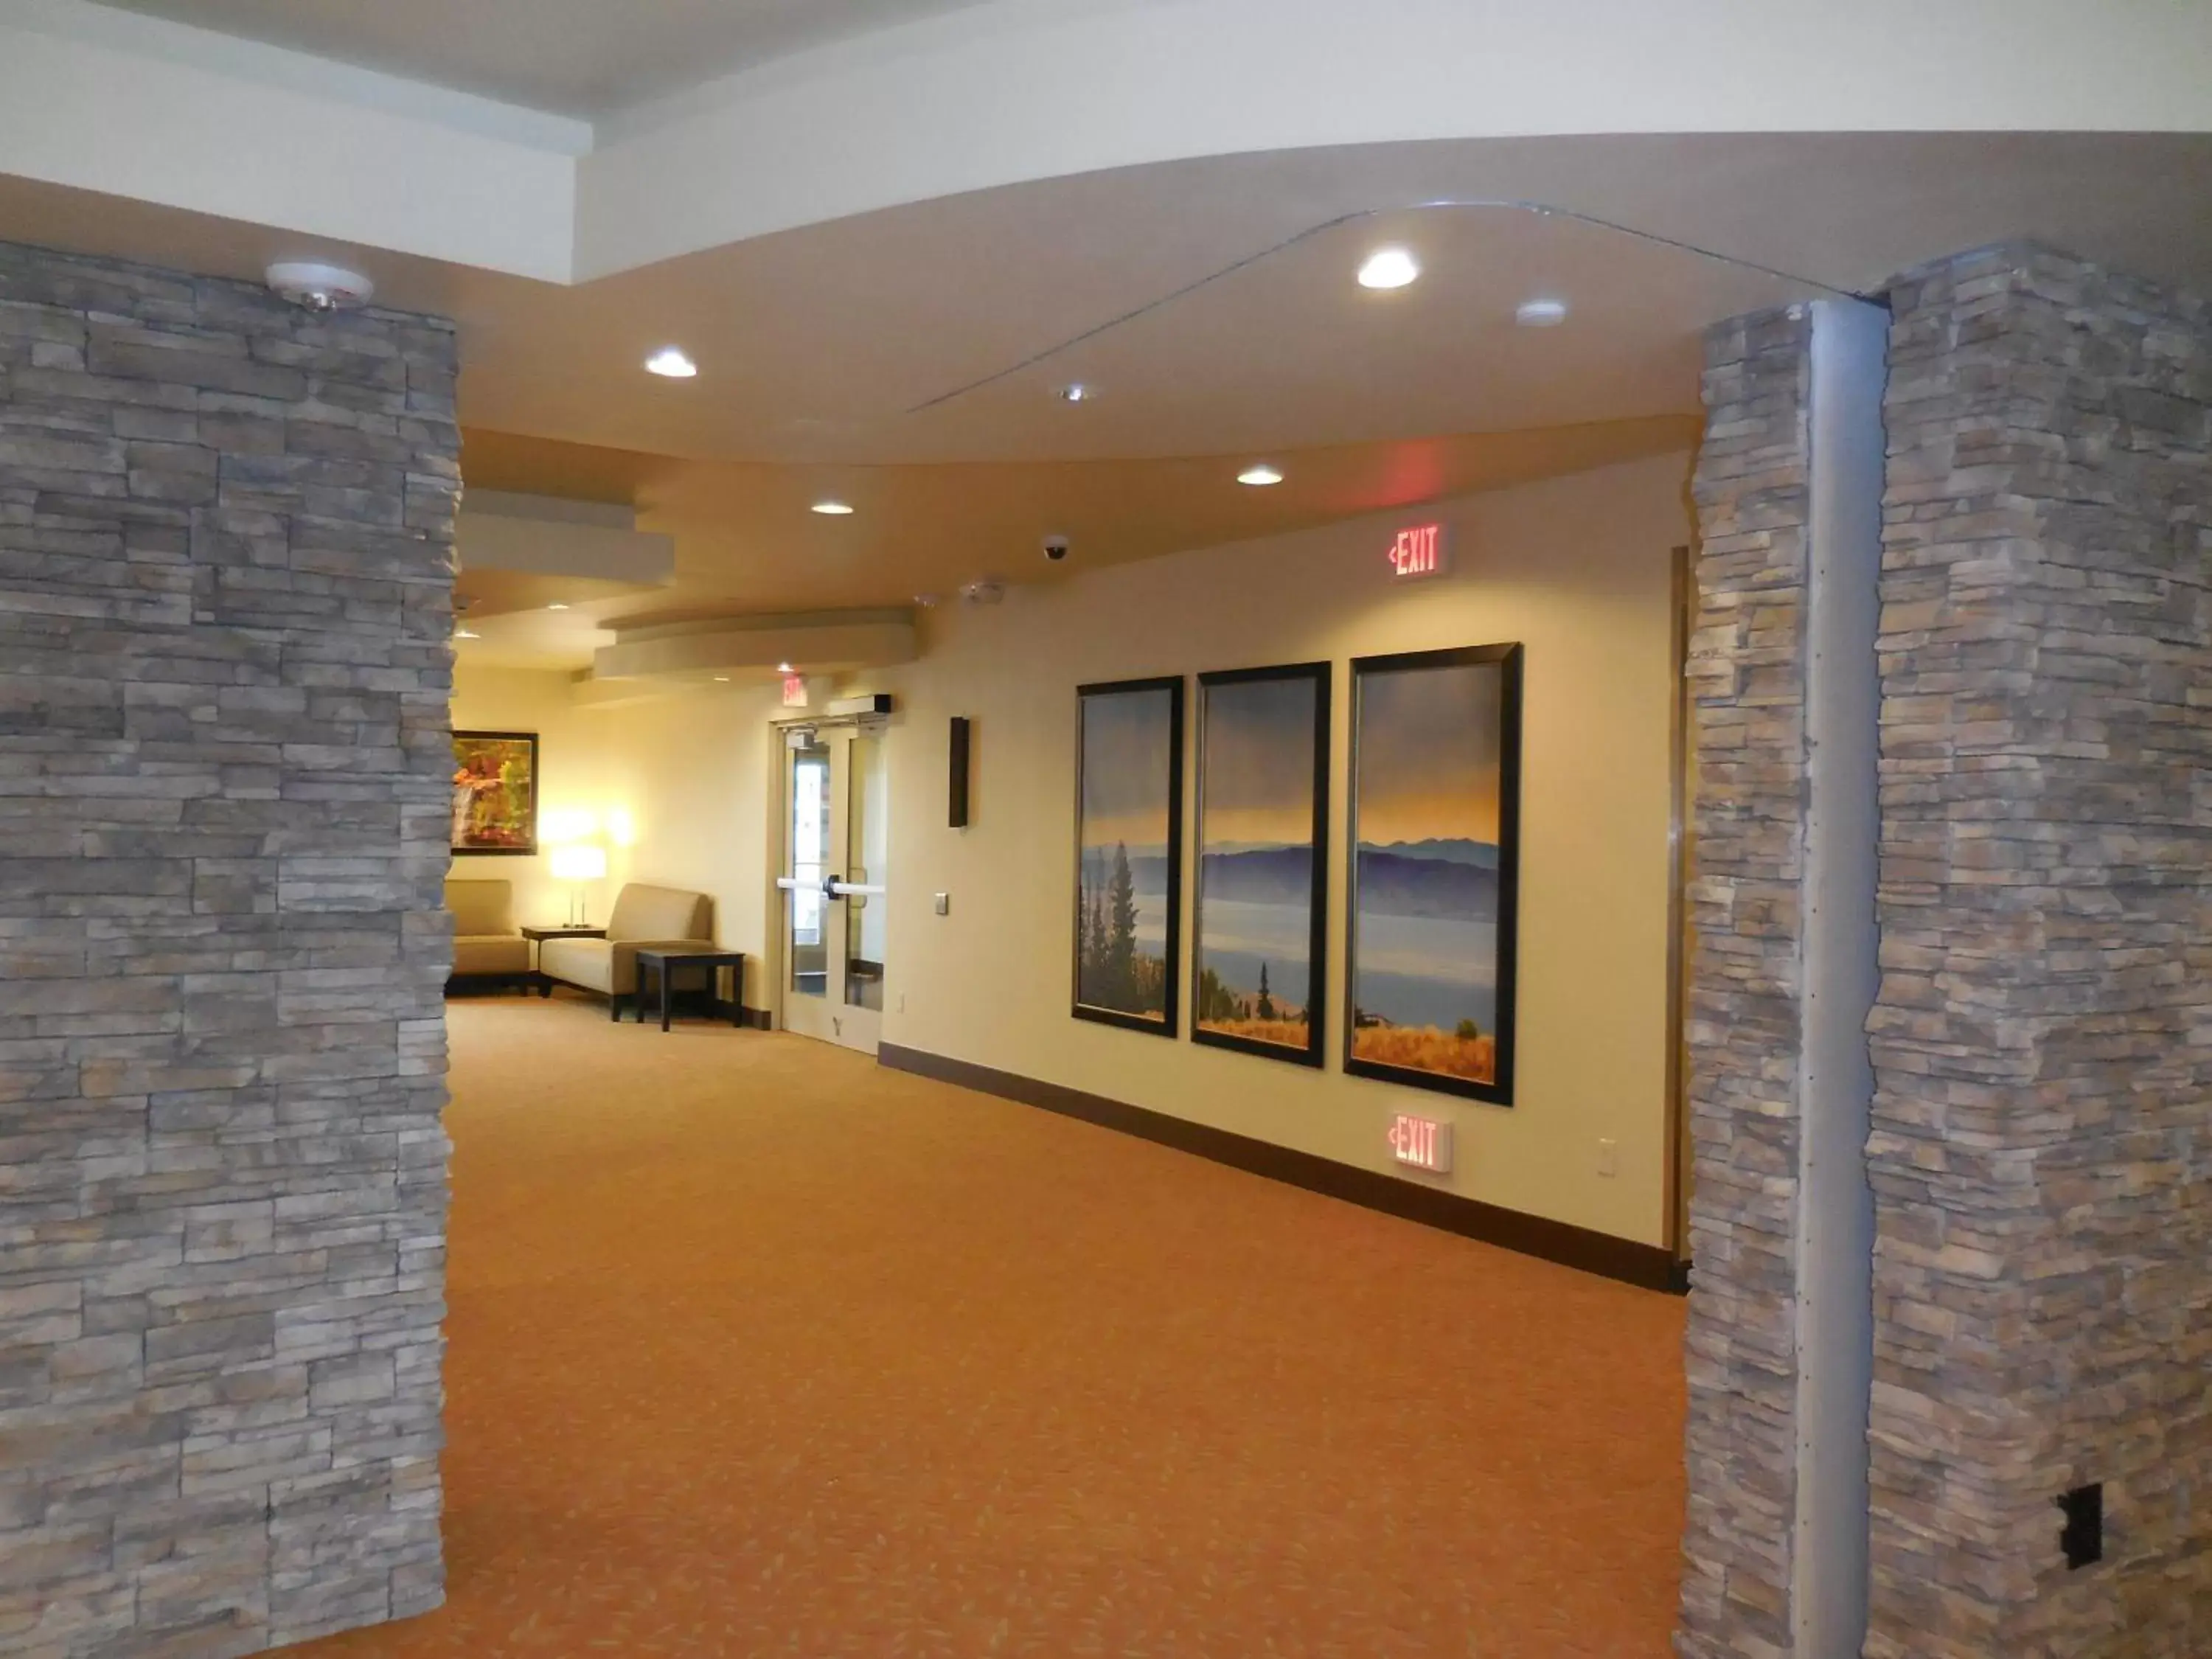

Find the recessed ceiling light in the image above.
[
  {"left": 777, "top": 661, "right": 794, "bottom": 673},
  {"left": 455, "top": 628, "right": 479, "bottom": 640},
  {"left": 811, "top": 500, "right": 855, "bottom": 516},
  {"left": 1515, "top": 298, "right": 1569, "bottom": 327},
  {"left": 1357, "top": 247, "right": 1420, "bottom": 291},
  {"left": 644, "top": 347, "right": 698, "bottom": 378},
  {"left": 546, "top": 602, "right": 570, "bottom": 611},
  {"left": 1238, "top": 464, "right": 1284, "bottom": 487},
  {"left": 1058, "top": 383, "right": 1095, "bottom": 403}
]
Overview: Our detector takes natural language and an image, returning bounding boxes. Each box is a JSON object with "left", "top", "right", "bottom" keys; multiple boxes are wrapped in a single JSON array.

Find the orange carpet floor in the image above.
[{"left": 306, "top": 995, "right": 1686, "bottom": 1658}]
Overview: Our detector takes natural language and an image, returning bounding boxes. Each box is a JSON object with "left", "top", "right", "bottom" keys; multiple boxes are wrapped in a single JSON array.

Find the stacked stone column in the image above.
[
  {"left": 0, "top": 241, "right": 456, "bottom": 1655},
  {"left": 1676, "top": 305, "right": 1817, "bottom": 1658},
  {"left": 1868, "top": 244, "right": 2212, "bottom": 1657},
  {"left": 1683, "top": 245, "right": 2212, "bottom": 1659}
]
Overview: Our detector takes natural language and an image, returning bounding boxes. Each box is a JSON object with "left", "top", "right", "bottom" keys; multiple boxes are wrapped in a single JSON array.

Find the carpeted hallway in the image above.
[{"left": 306, "top": 995, "right": 1686, "bottom": 1658}]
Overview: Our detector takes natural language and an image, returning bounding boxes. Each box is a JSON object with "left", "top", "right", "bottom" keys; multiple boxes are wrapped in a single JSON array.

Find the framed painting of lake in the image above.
[
  {"left": 1073, "top": 676, "right": 1184, "bottom": 1035},
  {"left": 1192, "top": 663, "right": 1330, "bottom": 1066},
  {"left": 1346, "top": 644, "right": 1523, "bottom": 1103}
]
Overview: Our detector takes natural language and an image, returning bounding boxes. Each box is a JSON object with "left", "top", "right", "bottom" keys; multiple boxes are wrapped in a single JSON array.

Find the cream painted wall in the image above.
[
  {"left": 871, "top": 453, "right": 1688, "bottom": 1247},
  {"left": 578, "top": 682, "right": 782, "bottom": 1006}
]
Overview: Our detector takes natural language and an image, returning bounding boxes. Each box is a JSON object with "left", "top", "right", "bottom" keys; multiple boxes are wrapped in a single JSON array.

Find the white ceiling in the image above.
[{"left": 94, "top": 0, "right": 993, "bottom": 114}]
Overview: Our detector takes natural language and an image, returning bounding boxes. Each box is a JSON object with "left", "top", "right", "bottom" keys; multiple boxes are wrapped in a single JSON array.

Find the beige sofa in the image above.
[
  {"left": 445, "top": 877, "right": 532, "bottom": 991},
  {"left": 539, "top": 883, "right": 717, "bottom": 1020}
]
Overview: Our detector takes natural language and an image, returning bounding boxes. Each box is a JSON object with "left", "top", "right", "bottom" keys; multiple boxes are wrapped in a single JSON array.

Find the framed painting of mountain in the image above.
[
  {"left": 1073, "top": 676, "right": 1185, "bottom": 1035},
  {"left": 1192, "top": 663, "right": 1330, "bottom": 1066},
  {"left": 1346, "top": 644, "right": 1523, "bottom": 1103}
]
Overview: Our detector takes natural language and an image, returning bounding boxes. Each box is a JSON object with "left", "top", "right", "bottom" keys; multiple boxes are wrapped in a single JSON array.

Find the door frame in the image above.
[{"left": 767, "top": 710, "right": 894, "bottom": 1048}]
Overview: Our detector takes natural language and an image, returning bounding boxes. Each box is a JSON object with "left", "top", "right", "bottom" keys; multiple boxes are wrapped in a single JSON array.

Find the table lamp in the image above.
[{"left": 549, "top": 843, "right": 607, "bottom": 926}]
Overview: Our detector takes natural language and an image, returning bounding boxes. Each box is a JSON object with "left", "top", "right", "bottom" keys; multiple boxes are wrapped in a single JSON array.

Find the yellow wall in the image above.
[
  {"left": 874, "top": 453, "right": 1688, "bottom": 1246},
  {"left": 451, "top": 451, "right": 1688, "bottom": 1247}
]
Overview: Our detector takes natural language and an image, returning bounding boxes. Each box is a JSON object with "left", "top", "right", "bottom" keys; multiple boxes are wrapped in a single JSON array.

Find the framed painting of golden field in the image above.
[
  {"left": 1191, "top": 662, "right": 1329, "bottom": 1067},
  {"left": 1345, "top": 644, "right": 1523, "bottom": 1104},
  {"left": 451, "top": 730, "right": 539, "bottom": 856}
]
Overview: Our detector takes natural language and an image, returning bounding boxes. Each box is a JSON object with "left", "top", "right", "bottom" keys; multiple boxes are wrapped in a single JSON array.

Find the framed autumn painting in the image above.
[
  {"left": 1345, "top": 644, "right": 1523, "bottom": 1104},
  {"left": 451, "top": 731, "right": 539, "bottom": 856}
]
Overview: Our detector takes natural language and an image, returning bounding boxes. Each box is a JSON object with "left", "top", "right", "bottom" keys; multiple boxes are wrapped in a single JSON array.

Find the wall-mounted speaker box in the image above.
[{"left": 949, "top": 716, "right": 972, "bottom": 828}]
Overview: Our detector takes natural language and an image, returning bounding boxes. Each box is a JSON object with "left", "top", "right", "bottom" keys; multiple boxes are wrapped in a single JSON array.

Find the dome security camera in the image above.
[{"left": 1043, "top": 535, "right": 1071, "bottom": 563}]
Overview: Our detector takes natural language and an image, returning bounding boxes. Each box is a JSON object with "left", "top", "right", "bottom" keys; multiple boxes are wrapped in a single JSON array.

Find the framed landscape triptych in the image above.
[{"left": 1070, "top": 644, "right": 1523, "bottom": 1106}]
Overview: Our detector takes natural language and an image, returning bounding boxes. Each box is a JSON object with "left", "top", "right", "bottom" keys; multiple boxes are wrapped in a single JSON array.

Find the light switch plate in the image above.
[{"left": 933, "top": 892, "right": 950, "bottom": 916}]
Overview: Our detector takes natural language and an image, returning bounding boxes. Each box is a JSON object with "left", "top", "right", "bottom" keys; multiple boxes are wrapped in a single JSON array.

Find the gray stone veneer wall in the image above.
[
  {"left": 1868, "top": 244, "right": 2212, "bottom": 1656},
  {"left": 0, "top": 241, "right": 456, "bottom": 1655},
  {"left": 1676, "top": 305, "right": 1812, "bottom": 1658}
]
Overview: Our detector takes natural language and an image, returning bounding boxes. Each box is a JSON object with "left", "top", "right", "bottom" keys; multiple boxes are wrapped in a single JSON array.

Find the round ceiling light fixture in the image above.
[
  {"left": 1237, "top": 464, "right": 1284, "bottom": 487},
  {"left": 265, "top": 260, "right": 374, "bottom": 313},
  {"left": 1515, "top": 298, "right": 1569, "bottom": 328},
  {"left": 1357, "top": 247, "right": 1421, "bottom": 291},
  {"left": 811, "top": 500, "right": 855, "bottom": 515},
  {"left": 644, "top": 347, "right": 698, "bottom": 378}
]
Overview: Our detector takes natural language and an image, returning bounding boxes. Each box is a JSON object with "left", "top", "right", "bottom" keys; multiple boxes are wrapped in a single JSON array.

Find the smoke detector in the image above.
[{"left": 265, "top": 260, "right": 374, "bottom": 313}]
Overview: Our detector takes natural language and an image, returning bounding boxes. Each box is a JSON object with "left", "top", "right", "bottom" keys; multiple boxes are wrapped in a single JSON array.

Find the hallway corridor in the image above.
[{"left": 309, "top": 998, "right": 1686, "bottom": 1658}]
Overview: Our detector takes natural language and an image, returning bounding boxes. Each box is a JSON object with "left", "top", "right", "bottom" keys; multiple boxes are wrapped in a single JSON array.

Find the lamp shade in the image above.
[{"left": 549, "top": 844, "right": 607, "bottom": 882}]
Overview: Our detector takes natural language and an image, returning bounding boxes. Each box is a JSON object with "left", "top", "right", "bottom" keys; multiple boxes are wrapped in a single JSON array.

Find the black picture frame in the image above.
[
  {"left": 451, "top": 729, "right": 540, "bottom": 858},
  {"left": 1344, "top": 644, "right": 1523, "bottom": 1105},
  {"left": 1191, "top": 661, "right": 1331, "bottom": 1068},
  {"left": 1072, "top": 675, "right": 1185, "bottom": 1037}
]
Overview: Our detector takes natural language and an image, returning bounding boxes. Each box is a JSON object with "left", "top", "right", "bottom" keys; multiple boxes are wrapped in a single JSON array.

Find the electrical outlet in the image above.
[{"left": 1597, "top": 1138, "right": 1618, "bottom": 1178}]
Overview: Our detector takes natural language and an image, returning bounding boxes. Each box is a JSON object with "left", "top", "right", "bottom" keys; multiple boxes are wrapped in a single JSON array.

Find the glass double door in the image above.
[{"left": 777, "top": 723, "right": 888, "bottom": 1054}]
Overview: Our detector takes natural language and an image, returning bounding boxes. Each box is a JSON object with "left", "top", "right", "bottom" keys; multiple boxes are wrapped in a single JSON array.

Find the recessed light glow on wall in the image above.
[
  {"left": 1357, "top": 247, "right": 1421, "bottom": 290},
  {"left": 546, "top": 602, "right": 570, "bottom": 611},
  {"left": 777, "top": 661, "right": 795, "bottom": 673},
  {"left": 455, "top": 628, "right": 479, "bottom": 639},
  {"left": 644, "top": 347, "right": 698, "bottom": 378},
  {"left": 1515, "top": 298, "right": 1569, "bottom": 327},
  {"left": 1238, "top": 464, "right": 1284, "bottom": 487},
  {"left": 811, "top": 500, "right": 855, "bottom": 515}
]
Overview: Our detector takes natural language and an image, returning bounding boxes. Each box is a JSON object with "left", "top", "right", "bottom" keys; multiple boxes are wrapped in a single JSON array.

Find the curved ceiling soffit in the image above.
[{"left": 898, "top": 197, "right": 1878, "bottom": 421}]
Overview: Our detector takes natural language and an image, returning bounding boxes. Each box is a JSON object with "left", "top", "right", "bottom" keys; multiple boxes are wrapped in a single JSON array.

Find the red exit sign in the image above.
[
  {"left": 1386, "top": 522, "right": 1448, "bottom": 580},
  {"left": 1388, "top": 1113, "right": 1453, "bottom": 1174}
]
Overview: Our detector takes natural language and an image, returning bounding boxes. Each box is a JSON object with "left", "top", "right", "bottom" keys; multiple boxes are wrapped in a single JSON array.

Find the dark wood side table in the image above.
[
  {"left": 633, "top": 947, "right": 748, "bottom": 1032},
  {"left": 520, "top": 925, "right": 606, "bottom": 998}
]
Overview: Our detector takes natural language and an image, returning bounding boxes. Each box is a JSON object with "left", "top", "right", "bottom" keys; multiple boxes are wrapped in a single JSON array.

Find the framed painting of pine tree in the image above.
[
  {"left": 1073, "top": 676, "right": 1184, "bottom": 1035},
  {"left": 1191, "top": 663, "right": 1329, "bottom": 1066},
  {"left": 1346, "top": 643, "right": 1523, "bottom": 1105}
]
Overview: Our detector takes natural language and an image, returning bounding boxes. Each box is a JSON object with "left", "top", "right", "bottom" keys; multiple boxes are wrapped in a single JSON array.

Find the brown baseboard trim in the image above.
[
  {"left": 879, "top": 1043, "right": 1687, "bottom": 1295},
  {"left": 711, "top": 999, "right": 773, "bottom": 1030}
]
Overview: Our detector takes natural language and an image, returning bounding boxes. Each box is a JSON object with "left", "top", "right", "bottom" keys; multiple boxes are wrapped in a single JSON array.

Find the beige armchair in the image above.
[
  {"left": 445, "top": 877, "right": 532, "bottom": 991},
  {"left": 538, "top": 883, "right": 717, "bottom": 1020}
]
